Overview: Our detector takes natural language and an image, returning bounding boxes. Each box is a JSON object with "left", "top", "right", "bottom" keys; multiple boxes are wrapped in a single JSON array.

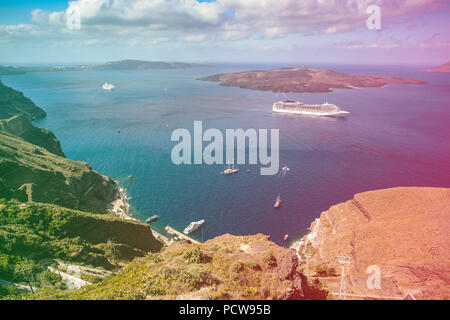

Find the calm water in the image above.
[{"left": 2, "top": 64, "right": 450, "bottom": 244}]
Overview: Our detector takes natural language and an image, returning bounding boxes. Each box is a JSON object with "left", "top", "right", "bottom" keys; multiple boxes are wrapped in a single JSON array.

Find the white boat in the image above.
[
  {"left": 102, "top": 82, "right": 115, "bottom": 90},
  {"left": 223, "top": 163, "right": 239, "bottom": 175},
  {"left": 274, "top": 195, "right": 281, "bottom": 208},
  {"left": 183, "top": 219, "right": 205, "bottom": 235}
]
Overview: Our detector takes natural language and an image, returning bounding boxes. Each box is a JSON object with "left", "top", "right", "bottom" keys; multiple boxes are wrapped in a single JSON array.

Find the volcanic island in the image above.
[{"left": 199, "top": 67, "right": 428, "bottom": 93}]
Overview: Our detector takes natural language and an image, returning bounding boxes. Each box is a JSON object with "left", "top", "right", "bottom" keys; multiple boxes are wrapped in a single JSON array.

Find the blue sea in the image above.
[{"left": 2, "top": 63, "right": 450, "bottom": 244}]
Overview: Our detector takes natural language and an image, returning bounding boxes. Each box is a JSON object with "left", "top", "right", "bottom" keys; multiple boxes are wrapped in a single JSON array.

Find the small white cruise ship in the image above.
[
  {"left": 183, "top": 220, "right": 205, "bottom": 235},
  {"left": 273, "top": 101, "right": 349, "bottom": 117},
  {"left": 102, "top": 82, "right": 115, "bottom": 90}
]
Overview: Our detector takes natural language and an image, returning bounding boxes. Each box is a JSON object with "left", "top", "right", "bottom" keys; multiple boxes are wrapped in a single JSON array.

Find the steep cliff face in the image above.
[
  {"left": 0, "top": 115, "right": 64, "bottom": 156},
  {"left": 0, "top": 129, "right": 116, "bottom": 213},
  {"left": 0, "top": 79, "right": 167, "bottom": 299},
  {"left": 293, "top": 187, "right": 450, "bottom": 300},
  {"left": 0, "top": 80, "right": 115, "bottom": 213},
  {"left": 0, "top": 81, "right": 46, "bottom": 121}
]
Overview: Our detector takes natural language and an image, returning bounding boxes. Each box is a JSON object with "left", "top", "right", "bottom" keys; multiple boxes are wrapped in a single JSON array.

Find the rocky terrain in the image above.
[
  {"left": 34, "top": 234, "right": 311, "bottom": 300},
  {"left": 199, "top": 67, "right": 428, "bottom": 93},
  {"left": 0, "top": 200, "right": 162, "bottom": 270},
  {"left": 0, "top": 200, "right": 163, "bottom": 298},
  {"left": 12, "top": 187, "right": 449, "bottom": 300},
  {"left": 423, "top": 61, "right": 450, "bottom": 73},
  {"left": 293, "top": 187, "right": 450, "bottom": 300}
]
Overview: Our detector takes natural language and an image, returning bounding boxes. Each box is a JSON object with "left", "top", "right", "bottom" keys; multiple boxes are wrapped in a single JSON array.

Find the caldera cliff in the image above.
[
  {"left": 0, "top": 81, "right": 163, "bottom": 299},
  {"left": 293, "top": 187, "right": 450, "bottom": 300}
]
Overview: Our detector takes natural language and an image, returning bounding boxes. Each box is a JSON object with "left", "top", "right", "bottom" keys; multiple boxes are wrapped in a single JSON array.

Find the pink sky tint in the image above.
[{"left": 0, "top": 0, "right": 449, "bottom": 64}]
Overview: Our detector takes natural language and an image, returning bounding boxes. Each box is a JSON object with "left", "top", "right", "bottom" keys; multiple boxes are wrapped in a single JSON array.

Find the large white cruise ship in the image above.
[{"left": 273, "top": 101, "right": 349, "bottom": 117}]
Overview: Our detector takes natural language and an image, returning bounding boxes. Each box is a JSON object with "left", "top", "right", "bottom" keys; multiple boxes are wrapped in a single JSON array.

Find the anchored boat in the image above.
[
  {"left": 183, "top": 219, "right": 205, "bottom": 235},
  {"left": 102, "top": 82, "right": 115, "bottom": 90},
  {"left": 223, "top": 163, "right": 239, "bottom": 175},
  {"left": 146, "top": 215, "right": 159, "bottom": 223},
  {"left": 274, "top": 195, "right": 281, "bottom": 208}
]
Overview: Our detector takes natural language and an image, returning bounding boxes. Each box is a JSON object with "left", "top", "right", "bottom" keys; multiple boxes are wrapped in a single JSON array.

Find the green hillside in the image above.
[
  {"left": 0, "top": 80, "right": 115, "bottom": 212},
  {"left": 0, "top": 79, "right": 164, "bottom": 301},
  {"left": 0, "top": 200, "right": 162, "bottom": 298},
  {"left": 0, "top": 115, "right": 64, "bottom": 156}
]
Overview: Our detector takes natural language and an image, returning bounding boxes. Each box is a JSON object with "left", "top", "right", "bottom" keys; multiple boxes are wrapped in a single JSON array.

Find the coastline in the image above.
[
  {"left": 290, "top": 237, "right": 303, "bottom": 259},
  {"left": 1, "top": 78, "right": 171, "bottom": 249},
  {"left": 108, "top": 184, "right": 172, "bottom": 245},
  {"left": 108, "top": 186, "right": 134, "bottom": 220}
]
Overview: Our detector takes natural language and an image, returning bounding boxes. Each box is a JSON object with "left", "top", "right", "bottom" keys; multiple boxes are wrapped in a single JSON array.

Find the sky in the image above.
[{"left": 0, "top": 0, "right": 449, "bottom": 65}]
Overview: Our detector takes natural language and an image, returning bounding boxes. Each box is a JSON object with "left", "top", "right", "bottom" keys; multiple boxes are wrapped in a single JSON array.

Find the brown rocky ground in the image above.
[
  {"left": 37, "top": 234, "right": 310, "bottom": 300},
  {"left": 199, "top": 68, "right": 428, "bottom": 93},
  {"left": 293, "top": 187, "right": 450, "bottom": 300}
]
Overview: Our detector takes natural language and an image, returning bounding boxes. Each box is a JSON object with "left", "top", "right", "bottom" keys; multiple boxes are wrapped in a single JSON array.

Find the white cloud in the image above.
[
  {"left": 1, "top": 0, "right": 446, "bottom": 45},
  {"left": 219, "top": 22, "right": 252, "bottom": 41},
  {"left": 70, "top": 0, "right": 223, "bottom": 29},
  {"left": 0, "top": 24, "right": 43, "bottom": 39},
  {"left": 179, "top": 34, "right": 208, "bottom": 42}
]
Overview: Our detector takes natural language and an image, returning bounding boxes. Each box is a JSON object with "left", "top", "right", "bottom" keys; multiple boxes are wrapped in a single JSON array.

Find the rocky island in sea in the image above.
[
  {"left": 0, "top": 59, "right": 213, "bottom": 75},
  {"left": 423, "top": 61, "right": 450, "bottom": 73},
  {"left": 198, "top": 67, "right": 428, "bottom": 93}
]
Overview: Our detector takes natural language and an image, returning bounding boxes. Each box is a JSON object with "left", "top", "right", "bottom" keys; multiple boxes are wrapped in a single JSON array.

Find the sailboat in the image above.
[{"left": 223, "top": 162, "right": 239, "bottom": 175}]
